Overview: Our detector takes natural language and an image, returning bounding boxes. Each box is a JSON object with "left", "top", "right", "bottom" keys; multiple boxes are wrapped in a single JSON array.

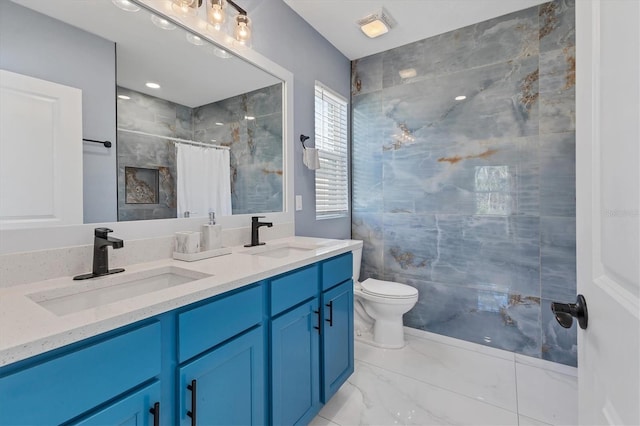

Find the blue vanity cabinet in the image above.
[
  {"left": 321, "top": 279, "right": 354, "bottom": 403},
  {"left": 0, "top": 322, "right": 162, "bottom": 425},
  {"left": 74, "top": 381, "right": 161, "bottom": 426},
  {"left": 178, "top": 327, "right": 265, "bottom": 426},
  {"left": 177, "top": 284, "right": 266, "bottom": 426},
  {"left": 271, "top": 299, "right": 321, "bottom": 425},
  {"left": 270, "top": 265, "right": 321, "bottom": 426}
]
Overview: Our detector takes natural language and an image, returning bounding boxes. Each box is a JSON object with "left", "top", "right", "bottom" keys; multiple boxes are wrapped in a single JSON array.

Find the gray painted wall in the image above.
[
  {"left": 245, "top": 0, "right": 352, "bottom": 239},
  {"left": 0, "top": 0, "right": 117, "bottom": 223}
]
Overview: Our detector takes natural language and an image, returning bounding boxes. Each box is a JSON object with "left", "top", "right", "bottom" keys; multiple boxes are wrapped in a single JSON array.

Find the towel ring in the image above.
[{"left": 300, "top": 134, "right": 310, "bottom": 149}]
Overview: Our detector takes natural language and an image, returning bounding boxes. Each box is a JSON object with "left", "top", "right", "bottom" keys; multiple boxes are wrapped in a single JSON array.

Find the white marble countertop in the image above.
[{"left": 0, "top": 237, "right": 362, "bottom": 367}]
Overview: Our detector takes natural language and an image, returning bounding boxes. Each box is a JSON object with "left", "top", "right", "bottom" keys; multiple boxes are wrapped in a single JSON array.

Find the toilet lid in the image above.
[{"left": 360, "top": 278, "right": 418, "bottom": 299}]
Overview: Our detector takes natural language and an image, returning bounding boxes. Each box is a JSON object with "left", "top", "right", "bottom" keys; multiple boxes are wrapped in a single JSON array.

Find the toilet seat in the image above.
[{"left": 360, "top": 278, "right": 418, "bottom": 299}]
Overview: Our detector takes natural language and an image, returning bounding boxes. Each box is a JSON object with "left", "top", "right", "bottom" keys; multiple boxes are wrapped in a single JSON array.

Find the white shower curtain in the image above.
[{"left": 176, "top": 143, "right": 232, "bottom": 218}]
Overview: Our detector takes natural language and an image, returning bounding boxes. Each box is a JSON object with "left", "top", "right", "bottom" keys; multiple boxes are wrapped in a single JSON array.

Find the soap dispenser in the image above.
[{"left": 201, "top": 211, "right": 222, "bottom": 251}]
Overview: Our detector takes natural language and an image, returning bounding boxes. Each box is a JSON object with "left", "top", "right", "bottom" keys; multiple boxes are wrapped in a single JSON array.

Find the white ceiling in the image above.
[{"left": 283, "top": 0, "right": 548, "bottom": 60}]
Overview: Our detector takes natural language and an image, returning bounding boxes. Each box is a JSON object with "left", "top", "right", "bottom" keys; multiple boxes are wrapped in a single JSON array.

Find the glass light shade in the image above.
[
  {"left": 171, "top": 0, "right": 198, "bottom": 17},
  {"left": 207, "top": 0, "right": 226, "bottom": 27},
  {"left": 235, "top": 14, "right": 251, "bottom": 46}
]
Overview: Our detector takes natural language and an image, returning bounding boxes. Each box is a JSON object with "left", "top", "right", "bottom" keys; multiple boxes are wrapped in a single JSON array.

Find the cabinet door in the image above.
[
  {"left": 271, "top": 299, "right": 320, "bottom": 426},
  {"left": 74, "top": 382, "right": 161, "bottom": 426},
  {"left": 178, "top": 327, "right": 265, "bottom": 426},
  {"left": 321, "top": 279, "right": 354, "bottom": 403}
]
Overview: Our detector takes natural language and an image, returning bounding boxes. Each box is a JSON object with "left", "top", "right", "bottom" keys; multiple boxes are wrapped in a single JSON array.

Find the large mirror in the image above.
[{"left": 0, "top": 0, "right": 284, "bottom": 229}]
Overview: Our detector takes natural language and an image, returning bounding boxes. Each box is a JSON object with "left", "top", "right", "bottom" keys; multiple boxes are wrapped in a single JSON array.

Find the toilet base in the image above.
[
  {"left": 354, "top": 330, "right": 407, "bottom": 349},
  {"left": 354, "top": 321, "right": 407, "bottom": 349}
]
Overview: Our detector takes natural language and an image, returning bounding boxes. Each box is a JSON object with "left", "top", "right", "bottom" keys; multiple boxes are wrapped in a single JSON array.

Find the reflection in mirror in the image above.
[{"left": 0, "top": 0, "right": 283, "bottom": 229}]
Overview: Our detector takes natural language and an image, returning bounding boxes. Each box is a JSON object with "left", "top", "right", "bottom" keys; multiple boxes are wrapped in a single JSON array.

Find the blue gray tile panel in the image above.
[
  {"left": 116, "top": 84, "right": 283, "bottom": 220},
  {"left": 351, "top": 1, "right": 576, "bottom": 366}
]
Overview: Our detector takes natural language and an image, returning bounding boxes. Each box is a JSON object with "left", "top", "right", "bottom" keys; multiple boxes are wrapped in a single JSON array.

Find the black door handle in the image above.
[
  {"left": 551, "top": 294, "right": 588, "bottom": 330},
  {"left": 187, "top": 379, "right": 197, "bottom": 426},
  {"left": 325, "top": 301, "right": 334, "bottom": 327},
  {"left": 149, "top": 402, "right": 160, "bottom": 426}
]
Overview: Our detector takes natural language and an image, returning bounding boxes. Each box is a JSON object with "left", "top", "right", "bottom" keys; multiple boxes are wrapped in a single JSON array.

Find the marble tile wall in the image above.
[
  {"left": 351, "top": 0, "right": 577, "bottom": 366},
  {"left": 194, "top": 83, "right": 283, "bottom": 215},
  {"left": 116, "top": 84, "right": 282, "bottom": 220}
]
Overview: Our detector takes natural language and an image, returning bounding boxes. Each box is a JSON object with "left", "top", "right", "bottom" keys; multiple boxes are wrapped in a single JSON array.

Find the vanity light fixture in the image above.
[
  {"left": 145, "top": 82, "right": 161, "bottom": 89},
  {"left": 358, "top": 7, "right": 396, "bottom": 39},
  {"left": 111, "top": 0, "right": 140, "bottom": 12},
  {"left": 234, "top": 13, "right": 251, "bottom": 46},
  {"left": 203, "top": 0, "right": 251, "bottom": 46},
  {"left": 206, "top": 0, "right": 226, "bottom": 31},
  {"left": 151, "top": 15, "right": 176, "bottom": 30},
  {"left": 455, "top": 95, "right": 467, "bottom": 101},
  {"left": 171, "top": 0, "right": 201, "bottom": 17}
]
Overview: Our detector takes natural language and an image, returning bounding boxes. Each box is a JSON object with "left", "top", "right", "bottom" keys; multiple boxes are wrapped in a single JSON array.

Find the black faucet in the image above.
[
  {"left": 244, "top": 216, "right": 273, "bottom": 247},
  {"left": 73, "top": 228, "right": 125, "bottom": 280}
]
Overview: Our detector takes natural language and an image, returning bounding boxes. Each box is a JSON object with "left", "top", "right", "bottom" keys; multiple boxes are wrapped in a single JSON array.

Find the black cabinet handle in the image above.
[
  {"left": 325, "top": 301, "right": 334, "bottom": 327},
  {"left": 313, "top": 309, "right": 321, "bottom": 334},
  {"left": 149, "top": 402, "right": 160, "bottom": 426},
  {"left": 187, "top": 379, "right": 197, "bottom": 426}
]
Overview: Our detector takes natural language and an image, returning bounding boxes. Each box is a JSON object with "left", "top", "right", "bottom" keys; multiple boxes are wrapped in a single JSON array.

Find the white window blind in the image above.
[{"left": 315, "top": 82, "right": 348, "bottom": 219}]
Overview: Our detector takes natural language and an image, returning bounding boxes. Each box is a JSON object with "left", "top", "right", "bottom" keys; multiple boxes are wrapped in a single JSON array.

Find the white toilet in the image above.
[{"left": 352, "top": 245, "right": 418, "bottom": 348}]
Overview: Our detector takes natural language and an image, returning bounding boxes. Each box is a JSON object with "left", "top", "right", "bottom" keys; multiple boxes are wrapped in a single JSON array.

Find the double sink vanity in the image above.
[{"left": 0, "top": 236, "right": 361, "bottom": 425}]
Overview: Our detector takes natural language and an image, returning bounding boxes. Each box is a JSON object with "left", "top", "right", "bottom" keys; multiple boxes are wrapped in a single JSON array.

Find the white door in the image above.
[
  {"left": 0, "top": 69, "right": 83, "bottom": 229},
  {"left": 575, "top": 1, "right": 639, "bottom": 425}
]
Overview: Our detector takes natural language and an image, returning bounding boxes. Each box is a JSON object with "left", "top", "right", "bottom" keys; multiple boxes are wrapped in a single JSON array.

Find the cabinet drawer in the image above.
[
  {"left": 321, "top": 252, "right": 353, "bottom": 291},
  {"left": 178, "top": 284, "right": 263, "bottom": 362},
  {"left": 0, "top": 322, "right": 161, "bottom": 426},
  {"left": 270, "top": 264, "right": 318, "bottom": 316}
]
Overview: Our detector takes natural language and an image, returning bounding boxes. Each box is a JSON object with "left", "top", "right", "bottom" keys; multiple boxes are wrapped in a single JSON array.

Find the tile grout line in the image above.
[{"left": 514, "top": 357, "right": 521, "bottom": 425}]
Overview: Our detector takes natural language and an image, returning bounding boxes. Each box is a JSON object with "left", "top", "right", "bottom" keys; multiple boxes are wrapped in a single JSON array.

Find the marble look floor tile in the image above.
[
  {"left": 516, "top": 363, "right": 578, "bottom": 425},
  {"left": 319, "top": 360, "right": 519, "bottom": 426},
  {"left": 403, "top": 327, "right": 515, "bottom": 361},
  {"left": 354, "top": 334, "right": 518, "bottom": 411}
]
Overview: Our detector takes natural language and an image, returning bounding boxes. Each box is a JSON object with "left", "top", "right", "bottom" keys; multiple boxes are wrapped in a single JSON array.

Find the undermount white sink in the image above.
[
  {"left": 240, "top": 241, "right": 324, "bottom": 259},
  {"left": 28, "top": 266, "right": 212, "bottom": 316}
]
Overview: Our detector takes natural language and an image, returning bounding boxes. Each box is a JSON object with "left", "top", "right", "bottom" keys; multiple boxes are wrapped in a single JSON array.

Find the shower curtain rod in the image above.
[{"left": 117, "top": 128, "right": 230, "bottom": 150}]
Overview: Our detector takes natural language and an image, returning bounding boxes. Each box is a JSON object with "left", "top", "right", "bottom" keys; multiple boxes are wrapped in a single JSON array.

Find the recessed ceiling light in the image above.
[
  {"left": 399, "top": 68, "right": 417, "bottom": 79},
  {"left": 117, "top": 95, "right": 131, "bottom": 100},
  {"left": 186, "top": 33, "right": 204, "bottom": 46},
  {"left": 358, "top": 8, "right": 396, "bottom": 39},
  {"left": 111, "top": 0, "right": 140, "bottom": 12},
  {"left": 150, "top": 15, "right": 176, "bottom": 30},
  {"left": 245, "top": 115, "right": 255, "bottom": 120},
  {"left": 455, "top": 95, "right": 467, "bottom": 101},
  {"left": 146, "top": 82, "right": 161, "bottom": 89},
  {"left": 211, "top": 47, "right": 231, "bottom": 59},
  {"left": 215, "top": 122, "right": 224, "bottom": 126}
]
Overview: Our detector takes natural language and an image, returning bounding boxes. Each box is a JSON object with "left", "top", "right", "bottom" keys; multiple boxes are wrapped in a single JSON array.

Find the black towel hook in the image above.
[{"left": 300, "top": 134, "right": 310, "bottom": 150}]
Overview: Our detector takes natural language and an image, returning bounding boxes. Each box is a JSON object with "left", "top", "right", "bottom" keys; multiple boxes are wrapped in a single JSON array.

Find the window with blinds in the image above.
[{"left": 314, "top": 82, "right": 349, "bottom": 219}]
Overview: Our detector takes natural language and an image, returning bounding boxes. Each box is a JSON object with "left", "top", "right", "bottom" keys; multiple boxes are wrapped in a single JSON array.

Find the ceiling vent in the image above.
[{"left": 357, "top": 7, "right": 396, "bottom": 39}]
